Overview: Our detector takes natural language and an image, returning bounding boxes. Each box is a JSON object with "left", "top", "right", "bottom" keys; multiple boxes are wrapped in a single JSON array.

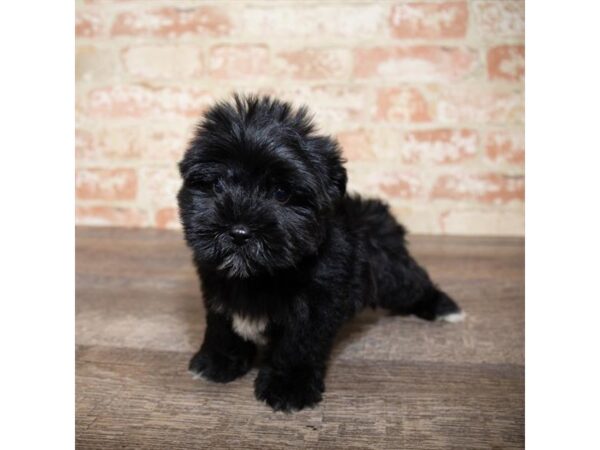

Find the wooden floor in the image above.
[{"left": 76, "top": 226, "right": 524, "bottom": 449}]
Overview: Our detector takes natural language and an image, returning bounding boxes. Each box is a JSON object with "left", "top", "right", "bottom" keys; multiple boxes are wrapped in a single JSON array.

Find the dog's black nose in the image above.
[{"left": 230, "top": 225, "right": 251, "bottom": 244}]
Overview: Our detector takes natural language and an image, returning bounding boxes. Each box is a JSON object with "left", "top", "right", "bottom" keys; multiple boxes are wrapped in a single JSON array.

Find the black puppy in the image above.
[{"left": 177, "top": 94, "right": 463, "bottom": 412}]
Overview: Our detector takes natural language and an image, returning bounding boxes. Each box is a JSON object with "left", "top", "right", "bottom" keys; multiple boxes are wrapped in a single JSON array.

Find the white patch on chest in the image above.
[{"left": 232, "top": 314, "right": 268, "bottom": 345}]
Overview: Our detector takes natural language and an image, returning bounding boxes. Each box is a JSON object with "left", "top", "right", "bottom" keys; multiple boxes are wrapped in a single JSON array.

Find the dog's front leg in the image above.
[
  {"left": 254, "top": 309, "right": 338, "bottom": 412},
  {"left": 189, "top": 311, "right": 257, "bottom": 383}
]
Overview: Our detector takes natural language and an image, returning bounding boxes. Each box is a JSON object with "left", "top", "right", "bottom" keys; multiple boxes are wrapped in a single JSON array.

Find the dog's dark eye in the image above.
[
  {"left": 273, "top": 187, "right": 290, "bottom": 204},
  {"left": 185, "top": 177, "right": 207, "bottom": 192},
  {"left": 213, "top": 178, "right": 225, "bottom": 194}
]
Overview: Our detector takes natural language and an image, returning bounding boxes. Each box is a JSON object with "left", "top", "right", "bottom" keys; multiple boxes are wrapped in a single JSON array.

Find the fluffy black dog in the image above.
[{"left": 177, "top": 94, "right": 462, "bottom": 412}]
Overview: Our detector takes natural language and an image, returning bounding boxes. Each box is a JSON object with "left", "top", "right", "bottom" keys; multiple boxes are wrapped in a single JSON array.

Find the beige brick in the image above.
[
  {"left": 389, "top": 2, "right": 469, "bottom": 39},
  {"left": 354, "top": 46, "right": 478, "bottom": 82},
  {"left": 76, "top": 46, "right": 118, "bottom": 83},
  {"left": 139, "top": 167, "right": 181, "bottom": 209},
  {"left": 390, "top": 205, "right": 442, "bottom": 235},
  {"left": 370, "top": 128, "right": 406, "bottom": 160},
  {"left": 239, "top": 4, "right": 387, "bottom": 39},
  {"left": 76, "top": 126, "right": 142, "bottom": 161},
  {"left": 274, "top": 49, "right": 352, "bottom": 80},
  {"left": 141, "top": 126, "right": 191, "bottom": 164},
  {"left": 474, "top": 1, "right": 525, "bottom": 40},
  {"left": 76, "top": 168, "right": 137, "bottom": 200},
  {"left": 122, "top": 45, "right": 203, "bottom": 80},
  {"left": 439, "top": 209, "right": 524, "bottom": 236},
  {"left": 431, "top": 173, "right": 524, "bottom": 204},
  {"left": 208, "top": 45, "right": 269, "bottom": 79},
  {"left": 276, "top": 85, "right": 371, "bottom": 126},
  {"left": 76, "top": 125, "right": 190, "bottom": 164},
  {"left": 86, "top": 85, "right": 214, "bottom": 118}
]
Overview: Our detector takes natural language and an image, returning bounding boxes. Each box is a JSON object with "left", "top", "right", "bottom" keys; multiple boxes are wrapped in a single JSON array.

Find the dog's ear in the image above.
[
  {"left": 178, "top": 144, "right": 198, "bottom": 181},
  {"left": 308, "top": 135, "right": 347, "bottom": 203},
  {"left": 324, "top": 144, "right": 347, "bottom": 200}
]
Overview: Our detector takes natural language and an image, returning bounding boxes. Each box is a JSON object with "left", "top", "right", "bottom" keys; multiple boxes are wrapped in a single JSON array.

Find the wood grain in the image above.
[{"left": 76, "top": 226, "right": 524, "bottom": 449}]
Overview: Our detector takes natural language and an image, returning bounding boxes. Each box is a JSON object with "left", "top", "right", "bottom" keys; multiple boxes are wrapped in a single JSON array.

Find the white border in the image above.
[
  {"left": 527, "top": 2, "right": 600, "bottom": 449},
  {"left": 0, "top": 1, "right": 74, "bottom": 449},
  {"left": 2, "top": 1, "right": 600, "bottom": 448}
]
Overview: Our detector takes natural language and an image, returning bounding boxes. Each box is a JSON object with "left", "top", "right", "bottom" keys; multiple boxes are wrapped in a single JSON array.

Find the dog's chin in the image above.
[
  {"left": 215, "top": 253, "right": 255, "bottom": 279},
  {"left": 211, "top": 245, "right": 300, "bottom": 279}
]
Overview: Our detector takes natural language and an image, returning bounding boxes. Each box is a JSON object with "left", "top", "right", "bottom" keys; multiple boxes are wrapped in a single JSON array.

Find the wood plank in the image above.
[
  {"left": 76, "top": 226, "right": 524, "bottom": 449},
  {"left": 77, "top": 345, "right": 523, "bottom": 450}
]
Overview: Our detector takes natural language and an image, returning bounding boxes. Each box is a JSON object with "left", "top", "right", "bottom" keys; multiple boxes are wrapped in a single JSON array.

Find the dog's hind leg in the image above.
[
  {"left": 378, "top": 261, "right": 463, "bottom": 321},
  {"left": 372, "top": 245, "right": 463, "bottom": 322},
  {"left": 349, "top": 196, "right": 463, "bottom": 322}
]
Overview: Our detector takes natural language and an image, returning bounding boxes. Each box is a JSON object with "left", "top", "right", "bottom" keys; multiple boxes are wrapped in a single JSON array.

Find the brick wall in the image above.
[{"left": 76, "top": 0, "right": 524, "bottom": 236}]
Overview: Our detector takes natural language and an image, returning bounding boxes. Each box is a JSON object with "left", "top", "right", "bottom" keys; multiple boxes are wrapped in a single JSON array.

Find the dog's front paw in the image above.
[
  {"left": 188, "top": 350, "right": 252, "bottom": 383},
  {"left": 254, "top": 366, "right": 324, "bottom": 412}
]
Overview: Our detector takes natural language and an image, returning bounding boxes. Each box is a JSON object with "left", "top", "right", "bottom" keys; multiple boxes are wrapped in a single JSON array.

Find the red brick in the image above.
[
  {"left": 274, "top": 49, "right": 351, "bottom": 79},
  {"left": 434, "top": 86, "right": 523, "bottom": 124},
  {"left": 156, "top": 208, "right": 180, "bottom": 229},
  {"left": 76, "top": 168, "right": 137, "bottom": 200},
  {"left": 378, "top": 172, "right": 423, "bottom": 199},
  {"left": 390, "top": 2, "right": 468, "bottom": 39},
  {"left": 240, "top": 4, "right": 386, "bottom": 39},
  {"left": 336, "top": 130, "right": 375, "bottom": 161},
  {"left": 474, "top": 1, "right": 525, "bottom": 40},
  {"left": 376, "top": 87, "right": 431, "bottom": 122},
  {"left": 485, "top": 130, "right": 524, "bottom": 164},
  {"left": 208, "top": 45, "right": 269, "bottom": 79},
  {"left": 76, "top": 11, "right": 104, "bottom": 37},
  {"left": 122, "top": 45, "right": 203, "bottom": 80},
  {"left": 354, "top": 46, "right": 478, "bottom": 81},
  {"left": 402, "top": 129, "right": 478, "bottom": 164},
  {"left": 347, "top": 166, "right": 423, "bottom": 200},
  {"left": 488, "top": 45, "right": 525, "bottom": 81},
  {"left": 111, "top": 7, "right": 231, "bottom": 38},
  {"left": 86, "top": 85, "right": 213, "bottom": 118},
  {"left": 431, "top": 173, "right": 524, "bottom": 203},
  {"left": 76, "top": 206, "right": 146, "bottom": 227}
]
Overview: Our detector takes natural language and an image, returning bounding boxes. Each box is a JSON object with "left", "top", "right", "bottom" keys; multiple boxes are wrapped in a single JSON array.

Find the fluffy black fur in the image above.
[{"left": 178, "top": 94, "right": 462, "bottom": 412}]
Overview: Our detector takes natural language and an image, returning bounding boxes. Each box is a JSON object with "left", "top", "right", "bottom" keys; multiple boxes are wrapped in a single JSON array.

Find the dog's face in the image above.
[{"left": 177, "top": 96, "right": 347, "bottom": 278}]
